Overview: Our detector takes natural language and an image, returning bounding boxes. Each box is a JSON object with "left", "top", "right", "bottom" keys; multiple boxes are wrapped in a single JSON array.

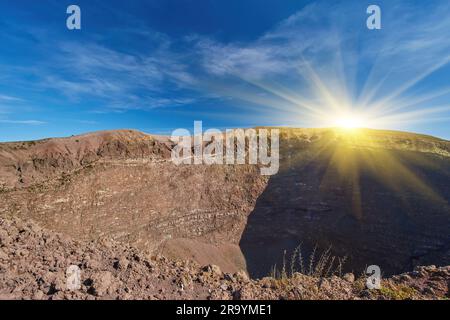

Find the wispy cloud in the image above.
[
  {"left": 0, "top": 119, "right": 46, "bottom": 125},
  {"left": 31, "top": 31, "right": 200, "bottom": 111},
  {"left": 0, "top": 94, "right": 23, "bottom": 102}
]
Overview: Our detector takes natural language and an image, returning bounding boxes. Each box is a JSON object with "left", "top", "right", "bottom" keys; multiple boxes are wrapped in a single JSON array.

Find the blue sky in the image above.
[{"left": 1, "top": 0, "right": 450, "bottom": 141}]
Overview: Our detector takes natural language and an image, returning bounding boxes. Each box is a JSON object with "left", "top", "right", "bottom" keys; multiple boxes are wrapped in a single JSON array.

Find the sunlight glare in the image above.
[{"left": 334, "top": 114, "right": 367, "bottom": 129}]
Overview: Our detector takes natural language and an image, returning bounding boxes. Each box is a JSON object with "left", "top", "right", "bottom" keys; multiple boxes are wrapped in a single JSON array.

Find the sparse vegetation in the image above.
[
  {"left": 379, "top": 285, "right": 418, "bottom": 300},
  {"left": 269, "top": 244, "right": 348, "bottom": 280}
]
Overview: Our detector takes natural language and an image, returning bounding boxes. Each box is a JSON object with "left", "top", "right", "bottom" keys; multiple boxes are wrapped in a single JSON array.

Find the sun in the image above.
[{"left": 333, "top": 113, "right": 367, "bottom": 129}]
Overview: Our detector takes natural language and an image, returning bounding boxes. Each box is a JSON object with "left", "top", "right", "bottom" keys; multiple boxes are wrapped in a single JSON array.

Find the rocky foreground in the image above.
[{"left": 0, "top": 216, "right": 448, "bottom": 300}]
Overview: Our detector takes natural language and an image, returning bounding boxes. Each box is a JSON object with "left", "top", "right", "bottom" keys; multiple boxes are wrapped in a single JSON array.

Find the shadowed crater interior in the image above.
[{"left": 240, "top": 139, "right": 450, "bottom": 278}]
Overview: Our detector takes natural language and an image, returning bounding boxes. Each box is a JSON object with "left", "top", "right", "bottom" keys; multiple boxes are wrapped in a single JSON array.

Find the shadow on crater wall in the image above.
[{"left": 239, "top": 140, "right": 450, "bottom": 279}]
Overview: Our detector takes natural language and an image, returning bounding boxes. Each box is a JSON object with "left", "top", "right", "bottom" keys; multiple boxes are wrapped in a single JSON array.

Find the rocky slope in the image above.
[
  {"left": 0, "top": 216, "right": 448, "bottom": 300},
  {"left": 0, "top": 128, "right": 449, "bottom": 282},
  {"left": 0, "top": 129, "right": 173, "bottom": 190}
]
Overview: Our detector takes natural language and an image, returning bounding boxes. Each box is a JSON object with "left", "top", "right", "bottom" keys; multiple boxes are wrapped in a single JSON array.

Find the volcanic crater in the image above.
[{"left": 1, "top": 128, "right": 449, "bottom": 279}]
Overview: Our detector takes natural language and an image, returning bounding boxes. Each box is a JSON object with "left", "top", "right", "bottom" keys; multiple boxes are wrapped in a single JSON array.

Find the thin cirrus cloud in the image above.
[
  {"left": 0, "top": 91, "right": 47, "bottom": 125},
  {"left": 0, "top": 119, "right": 46, "bottom": 125},
  {"left": 33, "top": 38, "right": 200, "bottom": 111},
  {"left": 0, "top": 94, "right": 24, "bottom": 102}
]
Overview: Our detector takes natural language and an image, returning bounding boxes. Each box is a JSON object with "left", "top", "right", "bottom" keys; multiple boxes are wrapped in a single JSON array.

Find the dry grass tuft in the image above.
[{"left": 270, "top": 244, "right": 347, "bottom": 280}]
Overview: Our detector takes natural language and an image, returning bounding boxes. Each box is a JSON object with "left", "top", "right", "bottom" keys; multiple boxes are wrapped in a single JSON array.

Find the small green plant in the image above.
[{"left": 270, "top": 244, "right": 347, "bottom": 280}]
